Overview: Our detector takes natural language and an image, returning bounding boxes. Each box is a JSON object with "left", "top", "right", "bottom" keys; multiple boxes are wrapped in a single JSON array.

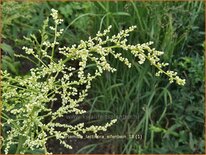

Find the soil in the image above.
[{"left": 45, "top": 100, "right": 120, "bottom": 154}]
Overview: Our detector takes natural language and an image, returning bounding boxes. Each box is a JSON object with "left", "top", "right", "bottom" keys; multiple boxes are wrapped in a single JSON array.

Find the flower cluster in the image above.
[
  {"left": 50, "top": 8, "right": 63, "bottom": 25},
  {"left": 2, "top": 9, "right": 185, "bottom": 154}
]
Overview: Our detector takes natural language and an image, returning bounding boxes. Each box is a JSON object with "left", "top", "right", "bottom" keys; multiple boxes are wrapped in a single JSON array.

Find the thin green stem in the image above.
[
  {"left": 51, "top": 23, "right": 57, "bottom": 59},
  {"left": 15, "top": 135, "right": 25, "bottom": 154}
]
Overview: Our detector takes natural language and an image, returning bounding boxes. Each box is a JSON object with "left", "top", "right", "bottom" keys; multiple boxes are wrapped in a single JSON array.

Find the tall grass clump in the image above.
[{"left": 78, "top": 1, "right": 204, "bottom": 153}]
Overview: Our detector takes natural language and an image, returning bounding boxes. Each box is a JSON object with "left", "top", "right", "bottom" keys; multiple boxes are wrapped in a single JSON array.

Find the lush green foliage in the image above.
[
  {"left": 85, "top": 2, "right": 205, "bottom": 154},
  {"left": 1, "top": 1, "right": 204, "bottom": 154}
]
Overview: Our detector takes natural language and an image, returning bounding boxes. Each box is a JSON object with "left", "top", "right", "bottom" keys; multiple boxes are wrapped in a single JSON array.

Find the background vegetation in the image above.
[{"left": 1, "top": 1, "right": 205, "bottom": 154}]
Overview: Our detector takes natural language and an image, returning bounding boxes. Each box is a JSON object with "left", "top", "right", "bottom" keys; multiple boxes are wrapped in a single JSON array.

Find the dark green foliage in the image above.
[
  {"left": 1, "top": 1, "right": 204, "bottom": 154},
  {"left": 82, "top": 1, "right": 205, "bottom": 154}
]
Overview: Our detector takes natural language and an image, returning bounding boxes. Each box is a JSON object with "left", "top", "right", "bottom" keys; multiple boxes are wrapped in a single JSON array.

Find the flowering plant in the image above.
[{"left": 1, "top": 9, "right": 185, "bottom": 154}]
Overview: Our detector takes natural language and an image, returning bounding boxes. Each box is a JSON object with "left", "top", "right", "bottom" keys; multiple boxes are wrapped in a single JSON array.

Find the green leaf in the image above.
[
  {"left": 2, "top": 55, "right": 20, "bottom": 74},
  {"left": 59, "top": 5, "right": 73, "bottom": 18},
  {"left": 149, "top": 125, "right": 165, "bottom": 133},
  {"left": 112, "top": 12, "right": 131, "bottom": 16},
  {"left": 0, "top": 43, "right": 15, "bottom": 58}
]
